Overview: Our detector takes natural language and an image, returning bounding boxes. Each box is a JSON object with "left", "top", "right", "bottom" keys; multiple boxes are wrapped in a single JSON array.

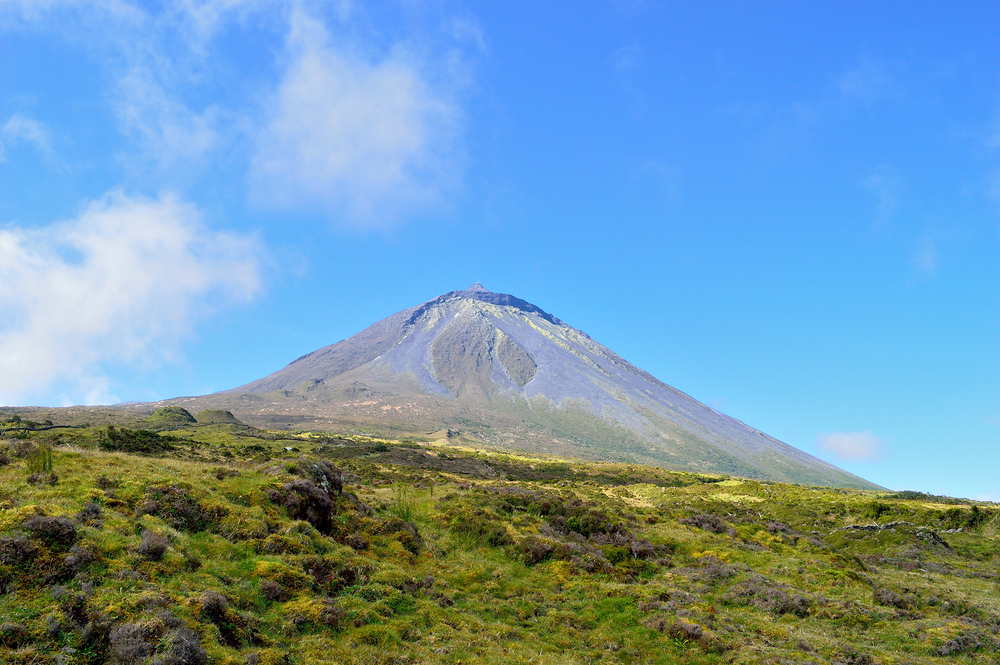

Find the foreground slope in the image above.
[
  {"left": 0, "top": 422, "right": 997, "bottom": 664},
  {"left": 191, "top": 285, "right": 875, "bottom": 489}
]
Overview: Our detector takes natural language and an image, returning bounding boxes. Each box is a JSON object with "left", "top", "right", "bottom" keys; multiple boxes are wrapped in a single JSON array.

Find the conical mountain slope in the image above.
[{"left": 215, "top": 285, "right": 877, "bottom": 489}]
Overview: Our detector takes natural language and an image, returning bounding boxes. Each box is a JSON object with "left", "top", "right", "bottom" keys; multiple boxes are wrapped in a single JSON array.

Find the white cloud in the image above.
[
  {"left": 816, "top": 431, "right": 886, "bottom": 462},
  {"left": 0, "top": 114, "right": 52, "bottom": 161},
  {"left": 0, "top": 191, "right": 262, "bottom": 405},
  {"left": 249, "top": 9, "right": 463, "bottom": 228},
  {"left": 170, "top": 0, "right": 268, "bottom": 43},
  {"left": 114, "top": 64, "right": 221, "bottom": 168}
]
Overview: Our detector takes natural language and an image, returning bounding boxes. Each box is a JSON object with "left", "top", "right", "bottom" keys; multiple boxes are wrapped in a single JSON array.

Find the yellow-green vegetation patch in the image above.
[{"left": 1, "top": 428, "right": 1000, "bottom": 664}]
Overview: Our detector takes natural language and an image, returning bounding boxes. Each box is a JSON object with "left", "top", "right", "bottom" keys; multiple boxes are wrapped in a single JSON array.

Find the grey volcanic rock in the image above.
[{"left": 209, "top": 284, "right": 878, "bottom": 489}]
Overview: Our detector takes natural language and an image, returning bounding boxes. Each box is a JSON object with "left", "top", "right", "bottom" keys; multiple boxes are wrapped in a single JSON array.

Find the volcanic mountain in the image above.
[{"left": 170, "top": 284, "right": 877, "bottom": 489}]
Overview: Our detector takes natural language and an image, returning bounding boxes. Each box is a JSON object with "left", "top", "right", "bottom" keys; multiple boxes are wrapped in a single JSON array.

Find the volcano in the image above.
[{"left": 171, "top": 284, "right": 877, "bottom": 489}]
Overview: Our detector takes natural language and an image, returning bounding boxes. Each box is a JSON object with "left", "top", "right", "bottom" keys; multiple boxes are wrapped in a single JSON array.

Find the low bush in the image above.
[
  {"left": 261, "top": 580, "right": 289, "bottom": 602},
  {"left": 109, "top": 622, "right": 158, "bottom": 664},
  {"left": 138, "top": 484, "right": 221, "bottom": 533},
  {"left": 680, "top": 512, "right": 735, "bottom": 535},
  {"left": 723, "top": 577, "right": 813, "bottom": 617},
  {"left": 137, "top": 531, "right": 169, "bottom": 561},
  {"left": 0, "top": 535, "right": 37, "bottom": 566},
  {"left": 0, "top": 623, "right": 30, "bottom": 648},
  {"left": 98, "top": 426, "right": 174, "bottom": 454},
  {"left": 157, "top": 626, "right": 208, "bottom": 665},
  {"left": 23, "top": 515, "right": 77, "bottom": 551},
  {"left": 269, "top": 479, "right": 334, "bottom": 534},
  {"left": 77, "top": 501, "right": 103, "bottom": 525}
]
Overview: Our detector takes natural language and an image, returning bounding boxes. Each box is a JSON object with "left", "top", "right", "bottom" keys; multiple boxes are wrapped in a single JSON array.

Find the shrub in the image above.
[
  {"left": 197, "top": 591, "right": 258, "bottom": 648},
  {"left": 109, "top": 622, "right": 157, "bottom": 664},
  {"left": 873, "top": 586, "right": 912, "bottom": 610},
  {"left": 23, "top": 515, "right": 77, "bottom": 551},
  {"left": 0, "top": 536, "right": 37, "bottom": 566},
  {"left": 261, "top": 580, "right": 289, "bottom": 602},
  {"left": 0, "top": 623, "right": 30, "bottom": 648},
  {"left": 520, "top": 536, "right": 555, "bottom": 564},
  {"left": 680, "top": 512, "right": 734, "bottom": 535},
  {"left": 345, "top": 533, "right": 370, "bottom": 551},
  {"left": 137, "top": 531, "right": 169, "bottom": 562},
  {"left": 199, "top": 591, "right": 229, "bottom": 624},
  {"left": 27, "top": 471, "right": 58, "bottom": 486},
  {"left": 77, "top": 502, "right": 103, "bottom": 525},
  {"left": 630, "top": 538, "right": 655, "bottom": 560},
  {"left": 271, "top": 479, "right": 333, "bottom": 534},
  {"left": 78, "top": 611, "right": 113, "bottom": 660},
  {"left": 139, "top": 484, "right": 220, "bottom": 533},
  {"left": 294, "top": 458, "right": 343, "bottom": 495},
  {"left": 95, "top": 476, "right": 118, "bottom": 491},
  {"left": 155, "top": 626, "right": 208, "bottom": 665},
  {"left": 863, "top": 501, "right": 891, "bottom": 520},
  {"left": 723, "top": 578, "right": 813, "bottom": 617},
  {"left": 0, "top": 450, "right": 10, "bottom": 467},
  {"left": 98, "top": 426, "right": 173, "bottom": 454},
  {"left": 382, "top": 517, "right": 423, "bottom": 554}
]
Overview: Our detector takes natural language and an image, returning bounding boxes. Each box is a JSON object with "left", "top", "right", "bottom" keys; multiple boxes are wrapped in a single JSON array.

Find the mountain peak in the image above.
[{"left": 220, "top": 286, "right": 879, "bottom": 490}]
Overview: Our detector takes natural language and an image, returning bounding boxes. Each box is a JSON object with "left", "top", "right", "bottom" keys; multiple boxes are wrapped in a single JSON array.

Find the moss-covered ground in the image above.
[{"left": 1, "top": 412, "right": 999, "bottom": 664}]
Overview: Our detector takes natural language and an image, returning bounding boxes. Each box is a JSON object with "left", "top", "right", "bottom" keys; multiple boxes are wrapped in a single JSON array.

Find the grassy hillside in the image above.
[{"left": 1, "top": 414, "right": 999, "bottom": 664}]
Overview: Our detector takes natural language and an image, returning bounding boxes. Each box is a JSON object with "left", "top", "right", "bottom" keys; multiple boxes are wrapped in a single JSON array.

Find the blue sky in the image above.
[{"left": 3, "top": 1, "right": 1000, "bottom": 500}]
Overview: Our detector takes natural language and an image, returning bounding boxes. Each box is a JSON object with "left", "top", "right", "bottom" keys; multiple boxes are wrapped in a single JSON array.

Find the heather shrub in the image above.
[
  {"left": 154, "top": 626, "right": 208, "bottom": 665},
  {"left": 345, "top": 532, "right": 370, "bottom": 551},
  {"left": 381, "top": 517, "right": 423, "bottom": 554},
  {"left": 95, "top": 476, "right": 118, "bottom": 491},
  {"left": 261, "top": 580, "right": 289, "bottom": 602},
  {"left": 109, "top": 622, "right": 157, "bottom": 664},
  {"left": 520, "top": 535, "right": 555, "bottom": 564},
  {"left": 0, "top": 535, "right": 37, "bottom": 566},
  {"left": 137, "top": 531, "right": 169, "bottom": 561},
  {"left": 97, "top": 425, "right": 174, "bottom": 454},
  {"left": 0, "top": 623, "right": 30, "bottom": 648},
  {"left": 23, "top": 515, "right": 77, "bottom": 551},
  {"left": 680, "top": 512, "right": 734, "bottom": 535},
  {"left": 270, "top": 479, "right": 334, "bottom": 534},
  {"left": 723, "top": 578, "right": 813, "bottom": 617},
  {"left": 873, "top": 586, "right": 913, "bottom": 610},
  {"left": 77, "top": 501, "right": 104, "bottom": 525},
  {"left": 138, "top": 484, "right": 221, "bottom": 533}
]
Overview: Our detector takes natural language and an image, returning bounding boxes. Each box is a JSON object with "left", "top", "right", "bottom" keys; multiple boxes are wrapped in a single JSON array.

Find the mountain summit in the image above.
[{"left": 198, "top": 285, "right": 877, "bottom": 488}]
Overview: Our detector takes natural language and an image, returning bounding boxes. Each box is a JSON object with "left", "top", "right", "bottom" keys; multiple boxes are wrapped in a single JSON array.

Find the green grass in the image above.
[{"left": 0, "top": 424, "right": 999, "bottom": 663}]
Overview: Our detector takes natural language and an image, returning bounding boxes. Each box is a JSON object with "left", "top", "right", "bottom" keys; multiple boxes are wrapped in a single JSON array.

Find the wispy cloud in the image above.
[
  {"left": 863, "top": 165, "right": 902, "bottom": 234},
  {"left": 816, "top": 430, "right": 886, "bottom": 462},
  {"left": 0, "top": 191, "right": 262, "bottom": 405},
  {"left": 836, "top": 58, "right": 892, "bottom": 105},
  {"left": 0, "top": 114, "right": 52, "bottom": 162},
  {"left": 912, "top": 236, "right": 938, "bottom": 278},
  {"left": 249, "top": 9, "right": 464, "bottom": 229},
  {"left": 735, "top": 57, "right": 896, "bottom": 159},
  {"left": 113, "top": 64, "right": 222, "bottom": 169}
]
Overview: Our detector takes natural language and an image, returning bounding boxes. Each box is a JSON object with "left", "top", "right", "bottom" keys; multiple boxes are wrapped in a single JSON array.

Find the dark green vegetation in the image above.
[{"left": 1, "top": 413, "right": 999, "bottom": 664}]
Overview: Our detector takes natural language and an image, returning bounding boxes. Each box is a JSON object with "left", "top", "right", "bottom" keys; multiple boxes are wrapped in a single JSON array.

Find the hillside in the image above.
[
  {"left": 152, "top": 285, "right": 878, "bottom": 490},
  {"left": 1, "top": 413, "right": 998, "bottom": 664}
]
